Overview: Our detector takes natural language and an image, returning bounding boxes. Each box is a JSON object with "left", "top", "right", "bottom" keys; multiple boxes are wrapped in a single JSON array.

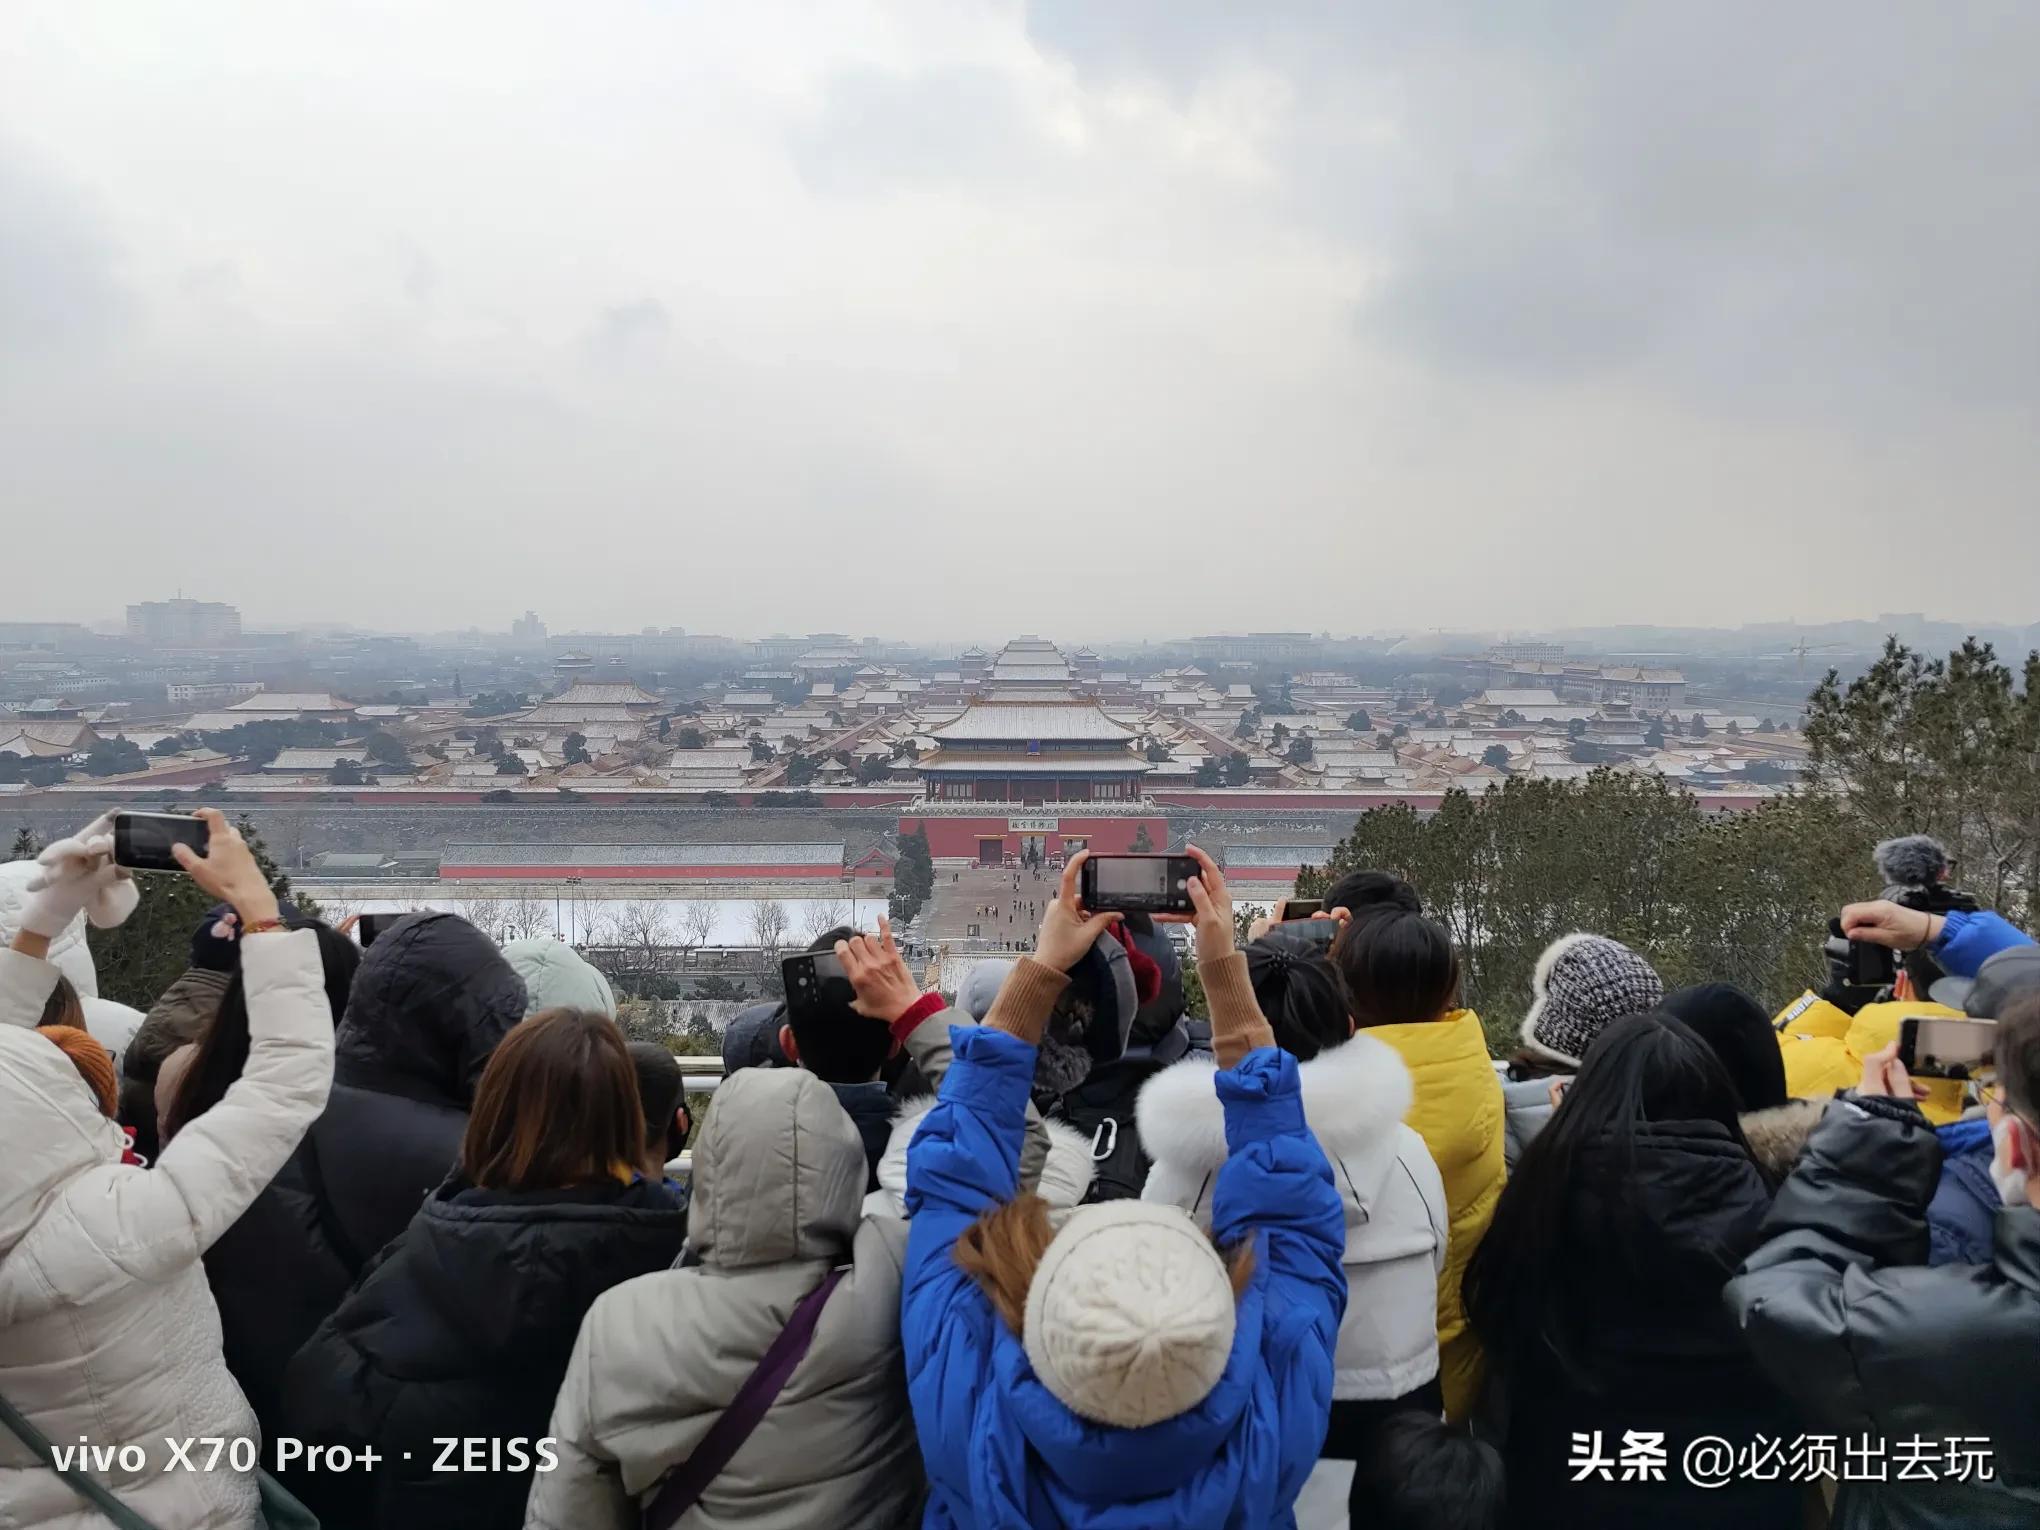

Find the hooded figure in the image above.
[
  {"left": 527, "top": 1068, "right": 925, "bottom": 1530},
  {"left": 501, "top": 936, "right": 617, "bottom": 1016},
  {"left": 1023, "top": 918, "right": 1203, "bottom": 1203},
  {"left": 200, "top": 911, "right": 526, "bottom": 1453},
  {"left": 0, "top": 930, "right": 333, "bottom": 1530},
  {"left": 1661, "top": 983, "right": 1824, "bottom": 1181},
  {"left": 0, "top": 859, "right": 144, "bottom": 1061}
]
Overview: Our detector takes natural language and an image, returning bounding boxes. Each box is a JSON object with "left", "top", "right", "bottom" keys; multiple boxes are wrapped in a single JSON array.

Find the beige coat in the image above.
[
  {"left": 526, "top": 1065, "right": 923, "bottom": 1530},
  {"left": 0, "top": 932, "right": 334, "bottom": 1530}
]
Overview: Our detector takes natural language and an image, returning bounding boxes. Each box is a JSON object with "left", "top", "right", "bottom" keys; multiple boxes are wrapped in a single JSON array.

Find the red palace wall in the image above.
[{"left": 899, "top": 814, "right": 1170, "bottom": 862}]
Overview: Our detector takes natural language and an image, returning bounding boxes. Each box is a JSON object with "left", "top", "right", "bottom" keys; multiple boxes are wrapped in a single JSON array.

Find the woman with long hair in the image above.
[
  {"left": 287, "top": 1007, "right": 687, "bottom": 1530},
  {"left": 1463, "top": 1011, "right": 1798, "bottom": 1530},
  {"left": 901, "top": 850, "right": 1347, "bottom": 1527}
]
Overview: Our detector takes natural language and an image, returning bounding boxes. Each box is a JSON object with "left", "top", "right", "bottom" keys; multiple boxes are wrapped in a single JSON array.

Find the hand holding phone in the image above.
[
  {"left": 1899, "top": 1015, "right": 1997, "bottom": 1079},
  {"left": 167, "top": 808, "right": 281, "bottom": 929},
  {"left": 1078, "top": 853, "right": 1201, "bottom": 916},
  {"left": 1037, "top": 853, "right": 1123, "bottom": 972},
  {"left": 113, "top": 811, "right": 210, "bottom": 873}
]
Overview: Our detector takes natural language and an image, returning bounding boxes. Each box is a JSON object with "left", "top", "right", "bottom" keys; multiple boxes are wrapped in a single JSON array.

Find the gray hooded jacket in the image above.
[{"left": 527, "top": 1066, "right": 922, "bottom": 1530}]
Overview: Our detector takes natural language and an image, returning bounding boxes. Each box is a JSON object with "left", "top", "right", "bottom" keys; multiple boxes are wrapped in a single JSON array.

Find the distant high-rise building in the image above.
[
  {"left": 126, "top": 599, "right": 241, "bottom": 645},
  {"left": 511, "top": 610, "right": 548, "bottom": 642}
]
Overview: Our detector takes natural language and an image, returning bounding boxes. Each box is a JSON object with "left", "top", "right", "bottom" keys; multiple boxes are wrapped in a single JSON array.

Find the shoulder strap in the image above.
[
  {"left": 641, "top": 1265, "right": 847, "bottom": 1530},
  {"left": 0, "top": 1390, "right": 163, "bottom": 1530}
]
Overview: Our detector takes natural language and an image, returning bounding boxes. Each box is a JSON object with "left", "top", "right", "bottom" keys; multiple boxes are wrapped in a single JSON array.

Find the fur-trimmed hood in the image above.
[
  {"left": 1738, "top": 1096, "right": 1827, "bottom": 1181},
  {"left": 867, "top": 1095, "right": 1095, "bottom": 1217},
  {"left": 1137, "top": 1032, "right": 1414, "bottom": 1179}
]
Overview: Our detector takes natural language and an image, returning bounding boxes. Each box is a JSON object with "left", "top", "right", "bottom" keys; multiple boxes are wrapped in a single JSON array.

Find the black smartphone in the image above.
[
  {"left": 782, "top": 949, "right": 857, "bottom": 1025},
  {"left": 1849, "top": 939, "right": 1898, "bottom": 989},
  {"left": 112, "top": 811, "right": 208, "bottom": 872},
  {"left": 1899, "top": 1015, "right": 1996, "bottom": 1079},
  {"left": 1279, "top": 899, "right": 1324, "bottom": 921},
  {"left": 1079, "top": 854, "right": 1200, "bottom": 916},
  {"left": 357, "top": 913, "right": 390, "bottom": 947}
]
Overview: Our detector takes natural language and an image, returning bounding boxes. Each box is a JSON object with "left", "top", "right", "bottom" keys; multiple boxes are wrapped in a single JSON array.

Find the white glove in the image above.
[{"left": 22, "top": 814, "right": 140, "bottom": 937}]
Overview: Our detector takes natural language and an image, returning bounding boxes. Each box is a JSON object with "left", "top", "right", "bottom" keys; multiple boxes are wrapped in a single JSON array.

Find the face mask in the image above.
[{"left": 1990, "top": 1116, "right": 2029, "bottom": 1207}]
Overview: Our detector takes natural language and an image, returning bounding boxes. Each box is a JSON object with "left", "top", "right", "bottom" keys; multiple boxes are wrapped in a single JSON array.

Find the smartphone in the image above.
[
  {"left": 1849, "top": 939, "right": 1898, "bottom": 989},
  {"left": 782, "top": 950, "right": 857, "bottom": 1026},
  {"left": 1079, "top": 854, "right": 1200, "bottom": 916},
  {"left": 112, "top": 811, "right": 208, "bottom": 872},
  {"left": 1279, "top": 899, "right": 1324, "bottom": 921},
  {"left": 1899, "top": 1015, "right": 1996, "bottom": 1079},
  {"left": 357, "top": 913, "right": 391, "bottom": 947}
]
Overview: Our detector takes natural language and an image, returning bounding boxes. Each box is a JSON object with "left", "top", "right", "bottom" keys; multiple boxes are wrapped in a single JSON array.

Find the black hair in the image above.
[
  {"left": 1323, "top": 869, "right": 1422, "bottom": 919},
  {"left": 790, "top": 925, "right": 890, "bottom": 1083},
  {"left": 1351, "top": 1413, "right": 1505, "bottom": 1530},
  {"left": 625, "top": 1040, "right": 689, "bottom": 1160},
  {"left": 1329, "top": 907, "right": 1459, "bottom": 1029},
  {"left": 1245, "top": 939, "right": 1349, "bottom": 1060},
  {"left": 164, "top": 922, "right": 360, "bottom": 1143},
  {"left": 1463, "top": 1010, "right": 1754, "bottom": 1389}
]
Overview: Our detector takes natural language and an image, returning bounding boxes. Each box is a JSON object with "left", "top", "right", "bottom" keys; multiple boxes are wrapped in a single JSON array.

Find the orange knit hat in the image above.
[{"left": 38, "top": 1025, "right": 117, "bottom": 1118}]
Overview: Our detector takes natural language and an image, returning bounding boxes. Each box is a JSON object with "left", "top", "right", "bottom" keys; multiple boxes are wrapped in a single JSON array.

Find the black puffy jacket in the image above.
[
  {"left": 285, "top": 1175, "right": 686, "bottom": 1530},
  {"left": 1491, "top": 1122, "right": 1801, "bottom": 1530},
  {"left": 204, "top": 912, "right": 526, "bottom": 1449},
  {"left": 1729, "top": 1097, "right": 2040, "bottom": 1529}
]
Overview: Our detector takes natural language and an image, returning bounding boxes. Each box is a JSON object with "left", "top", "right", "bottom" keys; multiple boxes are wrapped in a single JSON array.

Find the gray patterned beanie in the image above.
[{"left": 1520, "top": 933, "right": 1665, "bottom": 1068}]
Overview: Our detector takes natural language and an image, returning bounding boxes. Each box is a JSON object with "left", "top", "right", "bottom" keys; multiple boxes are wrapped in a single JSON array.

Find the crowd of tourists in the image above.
[{"left": 1, "top": 810, "right": 2036, "bottom": 1529}]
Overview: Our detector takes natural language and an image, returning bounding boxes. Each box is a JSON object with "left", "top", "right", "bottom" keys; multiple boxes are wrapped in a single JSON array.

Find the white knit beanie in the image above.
[{"left": 1022, "top": 1201, "right": 1237, "bottom": 1430}]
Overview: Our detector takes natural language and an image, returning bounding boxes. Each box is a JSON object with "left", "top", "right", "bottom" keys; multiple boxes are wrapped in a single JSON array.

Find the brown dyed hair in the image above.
[
  {"left": 460, "top": 1007, "right": 644, "bottom": 1192},
  {"left": 954, "top": 1192, "right": 1256, "bottom": 1337},
  {"left": 38, "top": 974, "right": 86, "bottom": 1031}
]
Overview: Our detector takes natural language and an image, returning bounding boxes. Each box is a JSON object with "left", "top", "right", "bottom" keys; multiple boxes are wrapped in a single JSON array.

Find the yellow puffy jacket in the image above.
[
  {"left": 1772, "top": 991, "right": 1968, "bottom": 1124},
  {"left": 1365, "top": 1008, "right": 1505, "bottom": 1422}
]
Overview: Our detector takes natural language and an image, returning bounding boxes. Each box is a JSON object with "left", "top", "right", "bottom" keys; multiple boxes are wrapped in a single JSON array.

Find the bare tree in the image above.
[
  {"left": 677, "top": 900, "right": 719, "bottom": 951},
  {"left": 612, "top": 899, "right": 673, "bottom": 988},
  {"left": 749, "top": 899, "right": 790, "bottom": 969},
  {"left": 498, "top": 886, "right": 553, "bottom": 943},
  {"left": 452, "top": 895, "right": 506, "bottom": 942},
  {"left": 800, "top": 897, "right": 850, "bottom": 943}
]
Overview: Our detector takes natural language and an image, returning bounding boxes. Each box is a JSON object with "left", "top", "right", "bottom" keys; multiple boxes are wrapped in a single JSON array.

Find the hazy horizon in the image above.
[{"left": 5, "top": 2, "right": 2036, "bottom": 641}]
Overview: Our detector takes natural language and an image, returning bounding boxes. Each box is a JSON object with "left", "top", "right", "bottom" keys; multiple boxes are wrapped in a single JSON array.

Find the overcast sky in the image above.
[{"left": 3, "top": 1, "right": 2035, "bottom": 642}]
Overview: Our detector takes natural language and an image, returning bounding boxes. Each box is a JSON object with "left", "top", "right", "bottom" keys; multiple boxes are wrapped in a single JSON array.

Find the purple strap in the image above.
[{"left": 642, "top": 1266, "right": 847, "bottom": 1530}]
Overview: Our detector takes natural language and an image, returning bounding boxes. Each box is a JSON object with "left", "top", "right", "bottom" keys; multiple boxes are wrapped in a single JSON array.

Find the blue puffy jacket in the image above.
[
  {"left": 902, "top": 1024, "right": 1347, "bottom": 1529},
  {"left": 1934, "top": 909, "right": 2033, "bottom": 978},
  {"left": 1928, "top": 1117, "right": 1999, "bottom": 1266}
]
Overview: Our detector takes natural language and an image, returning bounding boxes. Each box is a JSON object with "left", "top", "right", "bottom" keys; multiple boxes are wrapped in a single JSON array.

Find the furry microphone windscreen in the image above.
[{"left": 1874, "top": 835, "right": 1950, "bottom": 889}]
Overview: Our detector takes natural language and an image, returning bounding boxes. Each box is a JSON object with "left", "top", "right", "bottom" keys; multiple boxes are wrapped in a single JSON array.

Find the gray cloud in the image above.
[
  {"left": 0, "top": 2, "right": 2033, "bottom": 639},
  {"left": 0, "top": 138, "right": 132, "bottom": 355}
]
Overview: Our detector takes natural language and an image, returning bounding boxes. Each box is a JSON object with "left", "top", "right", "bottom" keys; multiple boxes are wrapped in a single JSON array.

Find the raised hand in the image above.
[
  {"left": 837, "top": 914, "right": 924, "bottom": 1021},
  {"left": 172, "top": 808, "right": 282, "bottom": 929},
  {"left": 1040, "top": 852, "right": 1121, "bottom": 972},
  {"left": 20, "top": 812, "right": 138, "bottom": 939}
]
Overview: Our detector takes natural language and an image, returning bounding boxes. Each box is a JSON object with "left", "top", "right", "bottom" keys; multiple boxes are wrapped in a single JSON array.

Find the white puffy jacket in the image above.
[
  {"left": 1138, "top": 1030, "right": 1448, "bottom": 1399},
  {"left": 0, "top": 931, "right": 334, "bottom": 1530},
  {"left": 0, "top": 860, "right": 144, "bottom": 1061}
]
